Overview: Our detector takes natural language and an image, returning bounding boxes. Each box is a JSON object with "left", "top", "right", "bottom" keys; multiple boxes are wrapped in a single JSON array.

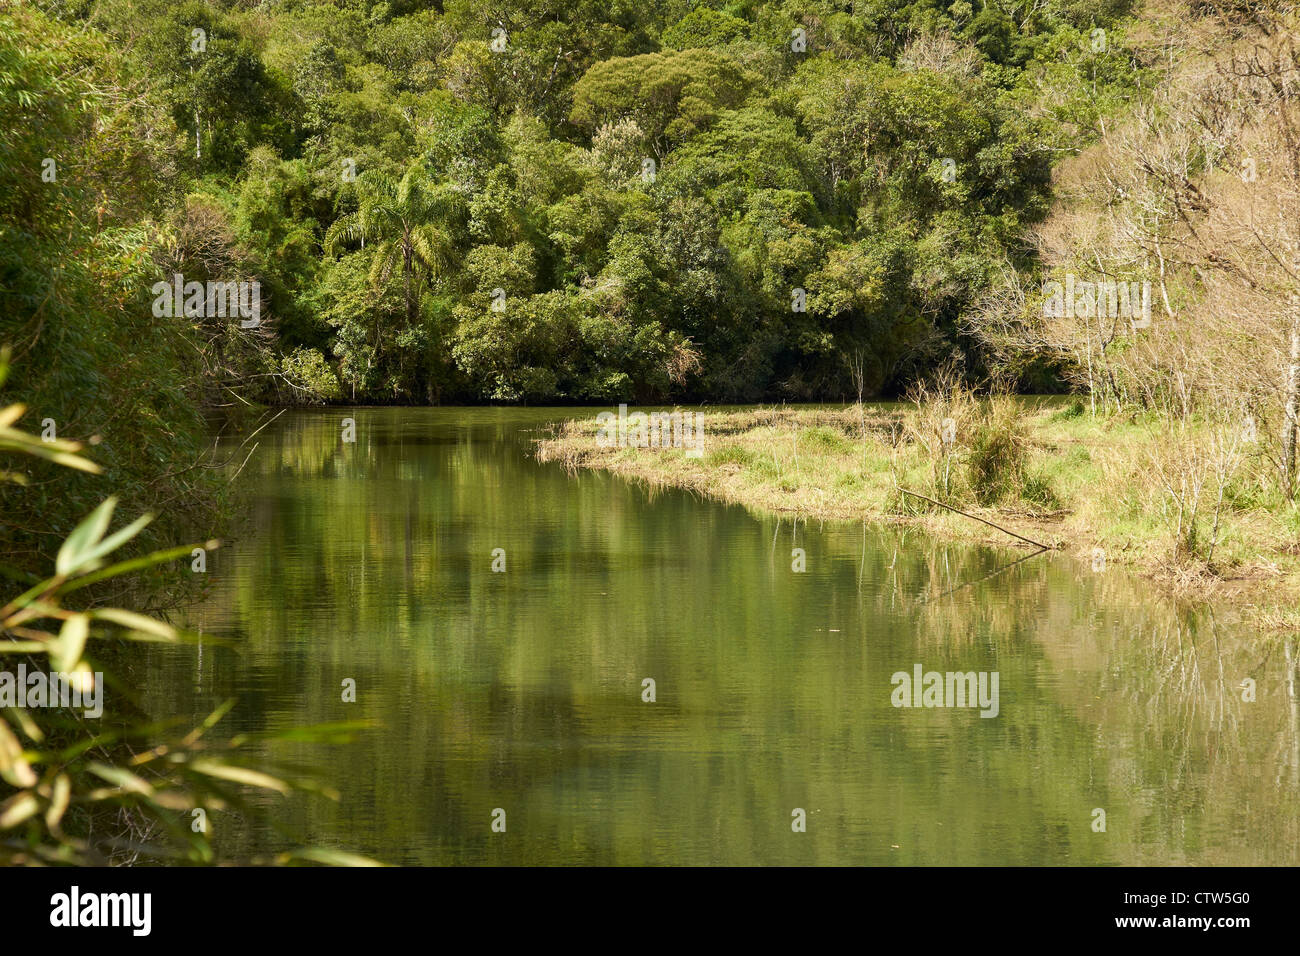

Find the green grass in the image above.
[{"left": 537, "top": 400, "right": 1300, "bottom": 620}]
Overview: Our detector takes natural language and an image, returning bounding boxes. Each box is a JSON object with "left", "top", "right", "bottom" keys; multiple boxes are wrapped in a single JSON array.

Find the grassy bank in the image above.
[{"left": 536, "top": 399, "right": 1300, "bottom": 624}]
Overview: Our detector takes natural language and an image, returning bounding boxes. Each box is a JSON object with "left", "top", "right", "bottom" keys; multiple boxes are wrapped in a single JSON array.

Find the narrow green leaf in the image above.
[
  {"left": 51, "top": 613, "right": 90, "bottom": 672},
  {"left": 87, "top": 761, "right": 155, "bottom": 796},
  {"left": 284, "top": 847, "right": 388, "bottom": 867},
  {"left": 189, "top": 760, "right": 290, "bottom": 795},
  {"left": 75, "top": 512, "right": 153, "bottom": 569},
  {"left": 3, "top": 706, "right": 43, "bottom": 743},
  {"left": 0, "top": 791, "right": 39, "bottom": 829},
  {"left": 58, "top": 542, "right": 216, "bottom": 596},
  {"left": 46, "top": 774, "right": 70, "bottom": 829},
  {"left": 91, "top": 608, "right": 177, "bottom": 641},
  {"left": 56, "top": 497, "right": 117, "bottom": 576},
  {"left": 0, "top": 719, "right": 37, "bottom": 788},
  {"left": 40, "top": 449, "right": 103, "bottom": 474}
]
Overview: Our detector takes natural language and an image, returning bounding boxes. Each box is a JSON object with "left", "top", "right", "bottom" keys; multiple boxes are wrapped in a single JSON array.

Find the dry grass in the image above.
[{"left": 536, "top": 399, "right": 1300, "bottom": 622}]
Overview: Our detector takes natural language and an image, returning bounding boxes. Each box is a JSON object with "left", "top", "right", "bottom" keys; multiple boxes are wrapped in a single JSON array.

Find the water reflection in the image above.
[{"left": 144, "top": 408, "right": 1300, "bottom": 865}]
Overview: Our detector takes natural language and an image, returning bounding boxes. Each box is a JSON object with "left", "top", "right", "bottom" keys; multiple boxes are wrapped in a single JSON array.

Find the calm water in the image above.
[{"left": 145, "top": 408, "right": 1300, "bottom": 865}]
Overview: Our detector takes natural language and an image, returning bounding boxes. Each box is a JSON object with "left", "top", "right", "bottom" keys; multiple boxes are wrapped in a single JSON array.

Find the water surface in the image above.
[{"left": 145, "top": 408, "right": 1300, "bottom": 865}]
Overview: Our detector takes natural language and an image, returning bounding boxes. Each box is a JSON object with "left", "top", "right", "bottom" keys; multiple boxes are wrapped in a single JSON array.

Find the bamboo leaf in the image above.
[
  {"left": 42, "top": 450, "right": 102, "bottom": 474},
  {"left": 51, "top": 613, "right": 90, "bottom": 672},
  {"left": 0, "top": 403, "right": 24, "bottom": 429},
  {"left": 58, "top": 541, "right": 218, "bottom": 596},
  {"left": 90, "top": 607, "right": 177, "bottom": 641},
  {"left": 0, "top": 430, "right": 101, "bottom": 473},
  {"left": 283, "top": 847, "right": 387, "bottom": 867},
  {"left": 3, "top": 706, "right": 43, "bottom": 743},
  {"left": 189, "top": 760, "right": 290, "bottom": 795},
  {"left": 0, "top": 790, "right": 39, "bottom": 829},
  {"left": 0, "top": 719, "right": 37, "bottom": 788},
  {"left": 45, "top": 774, "right": 70, "bottom": 830},
  {"left": 56, "top": 497, "right": 117, "bottom": 576},
  {"left": 76, "top": 511, "right": 153, "bottom": 569},
  {"left": 87, "top": 761, "right": 155, "bottom": 796}
]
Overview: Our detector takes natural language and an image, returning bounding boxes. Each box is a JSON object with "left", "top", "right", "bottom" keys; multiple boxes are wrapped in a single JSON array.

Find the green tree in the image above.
[
  {"left": 324, "top": 160, "right": 461, "bottom": 398},
  {"left": 570, "top": 49, "right": 754, "bottom": 158}
]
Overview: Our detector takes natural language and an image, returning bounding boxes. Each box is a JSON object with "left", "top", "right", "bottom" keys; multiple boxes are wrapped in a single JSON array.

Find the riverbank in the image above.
[{"left": 535, "top": 402, "right": 1300, "bottom": 627}]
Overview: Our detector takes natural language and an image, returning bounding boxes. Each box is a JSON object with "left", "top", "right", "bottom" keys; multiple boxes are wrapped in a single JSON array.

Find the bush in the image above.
[
  {"left": 799, "top": 426, "right": 851, "bottom": 453},
  {"left": 281, "top": 347, "right": 342, "bottom": 404},
  {"left": 707, "top": 444, "right": 755, "bottom": 467},
  {"left": 966, "top": 398, "right": 1028, "bottom": 505}
]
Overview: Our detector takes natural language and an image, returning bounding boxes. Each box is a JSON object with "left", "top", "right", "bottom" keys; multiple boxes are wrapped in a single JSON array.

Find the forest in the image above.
[
  {"left": 0, "top": 0, "right": 1147, "bottom": 567},
  {"left": 2, "top": 0, "right": 1138, "bottom": 411},
  {"left": 4, "top": 0, "right": 1300, "bottom": 870}
]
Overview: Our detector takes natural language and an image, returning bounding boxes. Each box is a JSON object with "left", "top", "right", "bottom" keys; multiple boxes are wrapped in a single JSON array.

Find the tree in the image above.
[
  {"left": 324, "top": 160, "right": 460, "bottom": 397},
  {"left": 570, "top": 49, "right": 753, "bottom": 158}
]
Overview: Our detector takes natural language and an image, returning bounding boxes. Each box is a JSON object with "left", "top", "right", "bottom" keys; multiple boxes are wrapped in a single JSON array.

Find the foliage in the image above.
[
  {"left": 0, "top": 350, "right": 374, "bottom": 865},
  {"left": 7, "top": 0, "right": 1141, "bottom": 410}
]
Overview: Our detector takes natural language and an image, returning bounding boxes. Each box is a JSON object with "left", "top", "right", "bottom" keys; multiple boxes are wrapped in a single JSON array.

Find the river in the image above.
[{"left": 143, "top": 407, "right": 1300, "bottom": 865}]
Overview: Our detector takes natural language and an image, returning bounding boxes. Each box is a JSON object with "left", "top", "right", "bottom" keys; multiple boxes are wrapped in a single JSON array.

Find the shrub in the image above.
[{"left": 281, "top": 347, "right": 342, "bottom": 404}]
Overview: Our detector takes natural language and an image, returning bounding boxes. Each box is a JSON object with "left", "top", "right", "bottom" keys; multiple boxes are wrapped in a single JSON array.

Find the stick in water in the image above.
[{"left": 896, "top": 486, "right": 1052, "bottom": 550}]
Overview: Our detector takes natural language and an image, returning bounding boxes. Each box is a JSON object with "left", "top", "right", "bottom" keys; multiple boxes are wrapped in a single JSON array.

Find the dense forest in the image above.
[
  {"left": 7, "top": 0, "right": 1300, "bottom": 564},
  {"left": 2, "top": 0, "right": 1137, "bottom": 410}
]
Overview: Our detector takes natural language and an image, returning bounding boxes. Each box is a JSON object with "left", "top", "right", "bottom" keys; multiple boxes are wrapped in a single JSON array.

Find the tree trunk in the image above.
[
  {"left": 404, "top": 243, "right": 416, "bottom": 329},
  {"left": 1283, "top": 307, "right": 1300, "bottom": 497}
]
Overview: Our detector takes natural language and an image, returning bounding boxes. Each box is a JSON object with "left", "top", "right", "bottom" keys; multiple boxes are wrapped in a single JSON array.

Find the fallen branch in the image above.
[
  {"left": 896, "top": 486, "right": 1054, "bottom": 550},
  {"left": 919, "top": 545, "right": 1049, "bottom": 604}
]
